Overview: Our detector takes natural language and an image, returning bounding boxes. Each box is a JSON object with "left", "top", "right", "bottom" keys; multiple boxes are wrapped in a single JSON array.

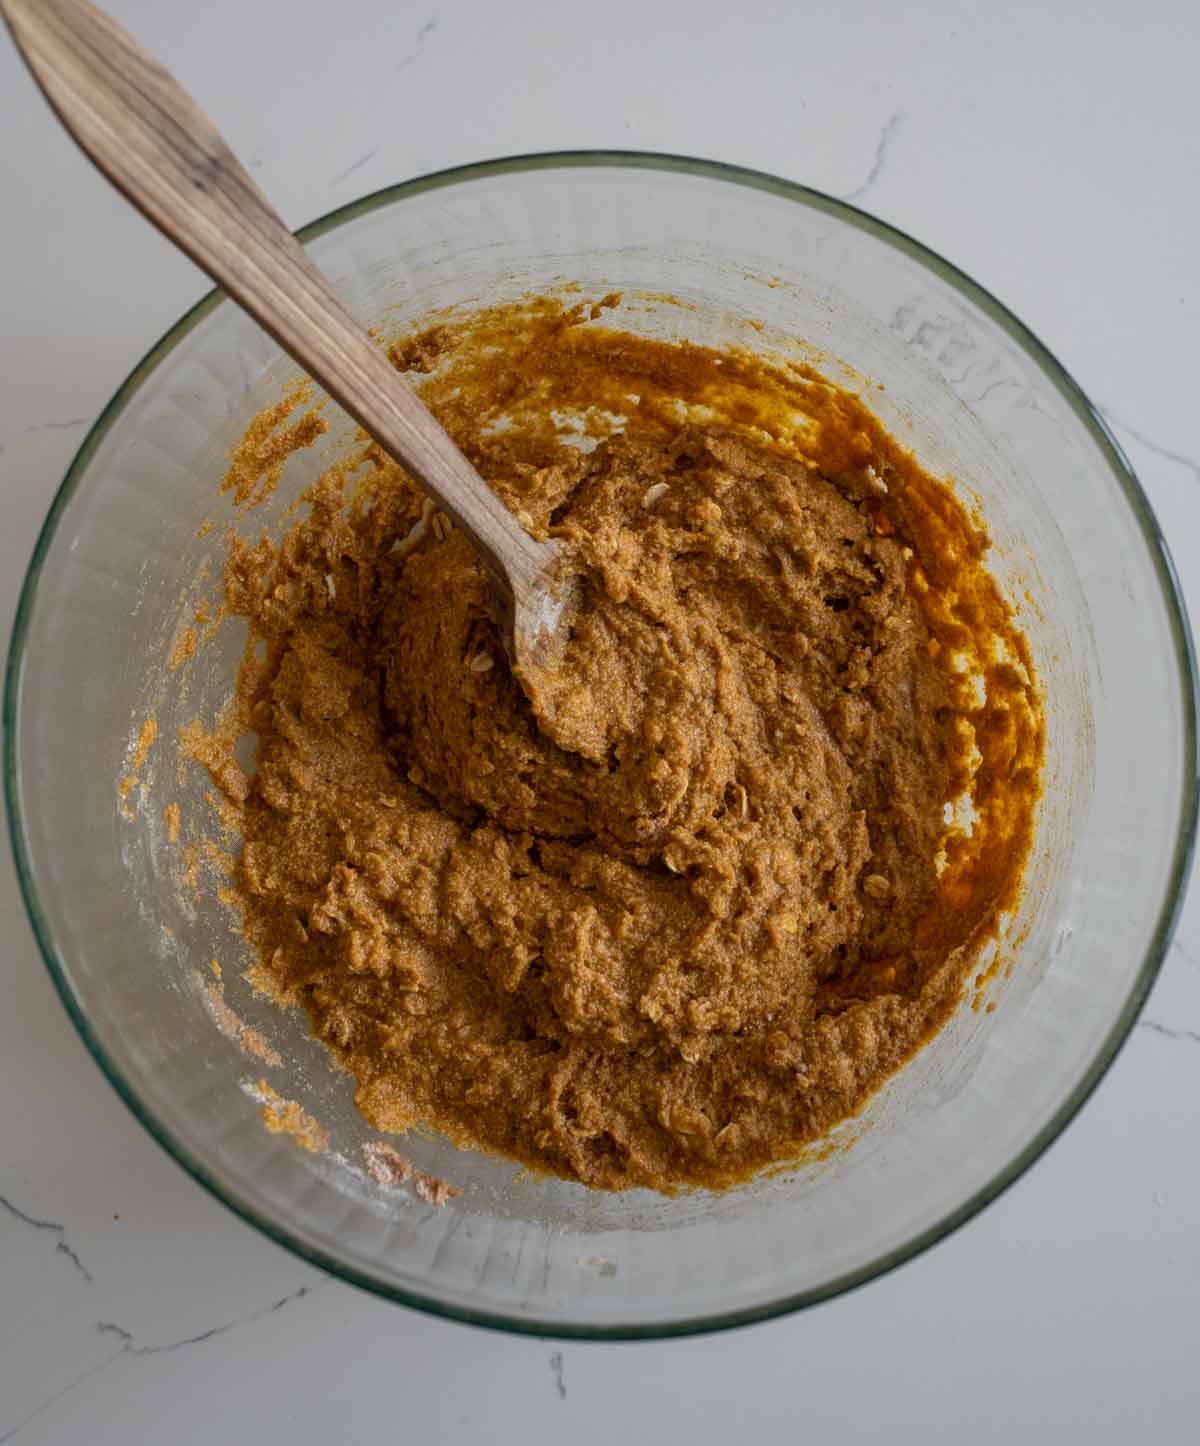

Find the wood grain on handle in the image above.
[{"left": 0, "top": 0, "right": 555, "bottom": 603}]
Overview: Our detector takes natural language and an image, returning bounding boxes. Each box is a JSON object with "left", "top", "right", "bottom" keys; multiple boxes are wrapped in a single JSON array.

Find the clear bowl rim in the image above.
[{"left": 6, "top": 149, "right": 1197, "bottom": 1341}]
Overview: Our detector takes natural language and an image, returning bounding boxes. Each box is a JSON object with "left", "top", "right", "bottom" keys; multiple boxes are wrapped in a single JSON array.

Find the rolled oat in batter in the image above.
[{"left": 203, "top": 296, "right": 1042, "bottom": 1191}]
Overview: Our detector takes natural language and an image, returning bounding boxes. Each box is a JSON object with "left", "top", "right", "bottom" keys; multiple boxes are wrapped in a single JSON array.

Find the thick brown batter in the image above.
[{"left": 204, "top": 295, "right": 1042, "bottom": 1191}]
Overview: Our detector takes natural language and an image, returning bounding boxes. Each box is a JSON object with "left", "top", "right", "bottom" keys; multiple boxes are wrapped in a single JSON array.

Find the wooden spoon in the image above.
[{"left": 1, "top": 0, "right": 576, "bottom": 672}]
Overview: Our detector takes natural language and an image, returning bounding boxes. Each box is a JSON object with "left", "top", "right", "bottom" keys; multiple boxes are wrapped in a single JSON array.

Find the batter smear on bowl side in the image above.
[{"left": 192, "top": 294, "right": 1043, "bottom": 1191}]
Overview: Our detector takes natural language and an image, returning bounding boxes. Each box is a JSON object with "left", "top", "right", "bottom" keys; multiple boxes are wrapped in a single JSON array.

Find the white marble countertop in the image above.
[{"left": 3, "top": 1, "right": 1198, "bottom": 1440}]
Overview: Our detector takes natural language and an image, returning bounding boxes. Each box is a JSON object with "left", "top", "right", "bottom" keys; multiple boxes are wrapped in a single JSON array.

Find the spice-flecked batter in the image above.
[{"left": 199, "top": 295, "right": 1042, "bottom": 1191}]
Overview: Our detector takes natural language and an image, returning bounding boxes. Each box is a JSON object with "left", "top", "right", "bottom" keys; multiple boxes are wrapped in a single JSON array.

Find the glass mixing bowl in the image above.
[{"left": 7, "top": 153, "right": 1196, "bottom": 1338}]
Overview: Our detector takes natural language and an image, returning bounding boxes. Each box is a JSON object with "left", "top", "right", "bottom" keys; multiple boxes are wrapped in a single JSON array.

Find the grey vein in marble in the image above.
[
  {"left": 1171, "top": 936, "right": 1200, "bottom": 969},
  {"left": 0, "top": 1355, "right": 120, "bottom": 1445},
  {"left": 841, "top": 112, "right": 903, "bottom": 204},
  {"left": 396, "top": 15, "right": 438, "bottom": 73},
  {"left": 92, "top": 1281, "right": 320, "bottom": 1358},
  {"left": 0, "top": 1193, "right": 93, "bottom": 1284},
  {"left": 21, "top": 416, "right": 88, "bottom": 434},
  {"left": 1099, "top": 407, "right": 1200, "bottom": 486},
  {"left": 0, "top": 1283, "right": 324, "bottom": 1443},
  {"left": 1139, "top": 1019, "right": 1200, "bottom": 1046},
  {"left": 332, "top": 147, "right": 380, "bottom": 187},
  {"left": 549, "top": 1350, "right": 566, "bottom": 1400},
  {"left": 967, "top": 376, "right": 1021, "bottom": 408}
]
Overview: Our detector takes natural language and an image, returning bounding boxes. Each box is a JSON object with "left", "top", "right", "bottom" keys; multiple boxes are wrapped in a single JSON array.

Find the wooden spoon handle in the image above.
[{"left": 1, "top": 0, "right": 553, "bottom": 598}]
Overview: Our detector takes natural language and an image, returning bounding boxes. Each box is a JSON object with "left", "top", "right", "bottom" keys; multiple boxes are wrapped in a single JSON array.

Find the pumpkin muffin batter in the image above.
[{"left": 204, "top": 295, "right": 1042, "bottom": 1192}]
